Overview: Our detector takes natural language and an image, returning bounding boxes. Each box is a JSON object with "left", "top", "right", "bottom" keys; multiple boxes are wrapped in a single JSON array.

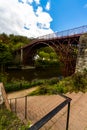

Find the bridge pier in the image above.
[{"left": 75, "top": 34, "right": 87, "bottom": 73}]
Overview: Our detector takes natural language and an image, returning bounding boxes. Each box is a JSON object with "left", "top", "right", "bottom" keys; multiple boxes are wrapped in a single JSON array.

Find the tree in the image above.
[
  {"left": 0, "top": 41, "right": 13, "bottom": 72},
  {"left": 50, "top": 52, "right": 58, "bottom": 61}
]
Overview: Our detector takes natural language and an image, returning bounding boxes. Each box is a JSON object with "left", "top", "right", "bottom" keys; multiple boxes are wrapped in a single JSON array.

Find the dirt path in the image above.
[{"left": 7, "top": 86, "right": 38, "bottom": 99}]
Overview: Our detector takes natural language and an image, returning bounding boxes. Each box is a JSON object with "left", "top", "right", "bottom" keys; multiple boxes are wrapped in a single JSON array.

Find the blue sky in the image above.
[
  {"left": 50, "top": 0, "right": 87, "bottom": 32},
  {"left": 0, "top": 0, "right": 87, "bottom": 37}
]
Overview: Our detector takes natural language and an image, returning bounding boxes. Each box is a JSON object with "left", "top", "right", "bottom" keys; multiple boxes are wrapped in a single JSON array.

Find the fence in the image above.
[
  {"left": 8, "top": 96, "right": 27, "bottom": 120},
  {"left": 8, "top": 94, "right": 71, "bottom": 130},
  {"left": 38, "top": 25, "right": 87, "bottom": 39}
]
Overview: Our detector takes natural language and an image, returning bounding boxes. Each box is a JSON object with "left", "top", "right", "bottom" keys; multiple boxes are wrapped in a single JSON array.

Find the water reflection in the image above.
[{"left": 6, "top": 66, "right": 62, "bottom": 82}]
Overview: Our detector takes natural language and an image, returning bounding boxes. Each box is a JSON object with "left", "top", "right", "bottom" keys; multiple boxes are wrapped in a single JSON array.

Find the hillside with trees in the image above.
[{"left": 0, "top": 33, "right": 34, "bottom": 72}]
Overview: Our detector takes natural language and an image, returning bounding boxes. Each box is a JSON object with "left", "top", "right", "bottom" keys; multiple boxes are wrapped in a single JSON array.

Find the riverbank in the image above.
[{"left": 7, "top": 65, "right": 35, "bottom": 70}]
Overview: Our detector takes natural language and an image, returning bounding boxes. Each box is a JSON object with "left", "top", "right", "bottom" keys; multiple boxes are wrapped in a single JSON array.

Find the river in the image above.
[{"left": 6, "top": 66, "right": 62, "bottom": 82}]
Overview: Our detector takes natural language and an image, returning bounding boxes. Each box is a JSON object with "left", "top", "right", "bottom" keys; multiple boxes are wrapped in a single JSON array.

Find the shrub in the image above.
[
  {"left": 0, "top": 73, "right": 8, "bottom": 84},
  {"left": 46, "top": 77, "right": 59, "bottom": 85},
  {"left": 5, "top": 79, "right": 44, "bottom": 93},
  {"left": 29, "top": 84, "right": 66, "bottom": 96},
  {"left": 0, "top": 108, "right": 29, "bottom": 130},
  {"left": 72, "top": 72, "right": 87, "bottom": 91},
  {"left": 29, "top": 71, "right": 87, "bottom": 96}
]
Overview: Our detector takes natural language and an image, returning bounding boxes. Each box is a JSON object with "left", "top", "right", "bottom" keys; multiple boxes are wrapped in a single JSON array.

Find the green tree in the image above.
[
  {"left": 0, "top": 41, "right": 13, "bottom": 72},
  {"left": 50, "top": 52, "right": 58, "bottom": 60},
  {"left": 39, "top": 51, "right": 49, "bottom": 60}
]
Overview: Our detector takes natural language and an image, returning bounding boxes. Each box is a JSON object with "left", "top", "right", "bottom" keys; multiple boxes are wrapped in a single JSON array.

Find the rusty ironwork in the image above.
[{"left": 21, "top": 36, "right": 79, "bottom": 76}]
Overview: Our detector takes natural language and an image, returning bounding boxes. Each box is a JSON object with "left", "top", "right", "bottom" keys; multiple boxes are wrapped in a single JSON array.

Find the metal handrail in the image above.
[
  {"left": 8, "top": 94, "right": 72, "bottom": 130},
  {"left": 8, "top": 96, "right": 28, "bottom": 119},
  {"left": 28, "top": 96, "right": 71, "bottom": 130},
  {"left": 37, "top": 25, "right": 87, "bottom": 39}
]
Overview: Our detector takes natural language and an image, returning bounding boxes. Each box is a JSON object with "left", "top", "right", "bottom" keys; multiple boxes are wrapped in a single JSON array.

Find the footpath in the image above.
[
  {"left": 7, "top": 86, "right": 38, "bottom": 99},
  {"left": 7, "top": 88, "right": 87, "bottom": 130}
]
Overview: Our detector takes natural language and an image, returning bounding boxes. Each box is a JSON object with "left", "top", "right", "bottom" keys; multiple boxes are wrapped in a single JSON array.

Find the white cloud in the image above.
[
  {"left": 0, "top": 0, "right": 53, "bottom": 38},
  {"left": 36, "top": 6, "right": 43, "bottom": 16},
  {"left": 34, "top": 0, "right": 40, "bottom": 5},
  {"left": 84, "top": 4, "right": 87, "bottom": 8},
  {"left": 26, "top": 0, "right": 33, "bottom": 4},
  {"left": 36, "top": 6, "right": 52, "bottom": 29},
  {"left": 45, "top": 1, "right": 50, "bottom": 11}
]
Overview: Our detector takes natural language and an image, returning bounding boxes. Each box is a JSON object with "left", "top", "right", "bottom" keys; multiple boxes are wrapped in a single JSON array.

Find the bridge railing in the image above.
[{"left": 38, "top": 25, "right": 87, "bottom": 39}]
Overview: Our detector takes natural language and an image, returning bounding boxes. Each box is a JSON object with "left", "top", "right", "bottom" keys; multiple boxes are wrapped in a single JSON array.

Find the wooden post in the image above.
[{"left": 25, "top": 96, "right": 27, "bottom": 119}]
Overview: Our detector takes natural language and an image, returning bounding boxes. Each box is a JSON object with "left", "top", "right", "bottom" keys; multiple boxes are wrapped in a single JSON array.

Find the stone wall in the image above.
[
  {"left": 0, "top": 83, "right": 11, "bottom": 110},
  {"left": 75, "top": 33, "right": 87, "bottom": 73}
]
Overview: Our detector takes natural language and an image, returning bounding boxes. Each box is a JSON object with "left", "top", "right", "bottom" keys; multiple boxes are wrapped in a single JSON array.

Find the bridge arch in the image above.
[
  {"left": 23, "top": 41, "right": 58, "bottom": 65},
  {"left": 21, "top": 38, "right": 78, "bottom": 76}
]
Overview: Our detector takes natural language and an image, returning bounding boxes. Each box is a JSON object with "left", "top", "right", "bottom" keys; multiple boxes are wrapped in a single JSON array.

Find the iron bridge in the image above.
[{"left": 15, "top": 25, "right": 87, "bottom": 76}]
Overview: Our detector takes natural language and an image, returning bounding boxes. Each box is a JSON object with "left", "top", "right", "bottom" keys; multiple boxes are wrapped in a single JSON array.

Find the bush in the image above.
[
  {"left": 46, "top": 77, "right": 59, "bottom": 85},
  {"left": 35, "top": 59, "right": 60, "bottom": 68},
  {"left": 30, "top": 79, "right": 45, "bottom": 86},
  {"left": 5, "top": 79, "right": 44, "bottom": 93},
  {"left": 0, "top": 108, "right": 29, "bottom": 130},
  {"left": 5, "top": 82, "right": 31, "bottom": 92},
  {"left": 4, "top": 78, "right": 60, "bottom": 93},
  {"left": 29, "top": 84, "right": 67, "bottom": 96},
  {"left": 72, "top": 72, "right": 87, "bottom": 91},
  {"left": 3, "top": 70, "right": 87, "bottom": 94},
  {"left": 29, "top": 71, "right": 87, "bottom": 95},
  {"left": 0, "top": 73, "right": 8, "bottom": 84}
]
